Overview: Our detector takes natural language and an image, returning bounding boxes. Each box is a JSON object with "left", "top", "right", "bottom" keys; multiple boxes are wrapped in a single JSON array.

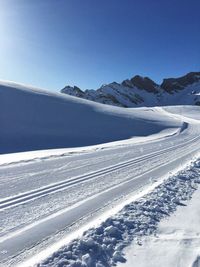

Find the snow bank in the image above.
[
  {"left": 121, "top": 183, "right": 200, "bottom": 267},
  {"left": 0, "top": 81, "right": 180, "bottom": 154},
  {"left": 164, "top": 105, "right": 200, "bottom": 121},
  {"left": 38, "top": 158, "right": 200, "bottom": 267}
]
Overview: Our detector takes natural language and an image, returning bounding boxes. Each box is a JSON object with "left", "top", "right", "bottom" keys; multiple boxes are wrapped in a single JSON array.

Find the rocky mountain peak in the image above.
[
  {"left": 161, "top": 72, "right": 200, "bottom": 93},
  {"left": 61, "top": 85, "right": 84, "bottom": 97},
  {"left": 130, "top": 75, "right": 159, "bottom": 93},
  {"left": 60, "top": 71, "right": 200, "bottom": 107}
]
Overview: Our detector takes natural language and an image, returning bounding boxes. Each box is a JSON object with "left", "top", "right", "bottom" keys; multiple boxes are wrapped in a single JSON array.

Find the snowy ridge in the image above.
[
  {"left": 61, "top": 72, "right": 200, "bottom": 107},
  {"left": 0, "top": 81, "right": 181, "bottom": 154},
  {"left": 38, "top": 158, "right": 200, "bottom": 267}
]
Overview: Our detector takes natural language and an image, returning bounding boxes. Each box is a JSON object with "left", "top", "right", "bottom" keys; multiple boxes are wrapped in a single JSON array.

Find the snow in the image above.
[
  {"left": 0, "top": 81, "right": 180, "bottom": 154},
  {"left": 0, "top": 81, "right": 200, "bottom": 267},
  {"left": 120, "top": 172, "right": 200, "bottom": 267},
  {"left": 0, "top": 123, "right": 180, "bottom": 166},
  {"left": 36, "top": 158, "right": 200, "bottom": 267}
]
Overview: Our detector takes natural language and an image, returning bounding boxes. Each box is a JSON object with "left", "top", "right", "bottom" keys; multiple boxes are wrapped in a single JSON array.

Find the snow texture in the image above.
[{"left": 38, "top": 159, "right": 200, "bottom": 267}]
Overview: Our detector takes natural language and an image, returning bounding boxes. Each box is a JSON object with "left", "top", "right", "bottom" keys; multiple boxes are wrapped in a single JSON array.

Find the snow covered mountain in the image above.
[{"left": 61, "top": 72, "right": 200, "bottom": 107}]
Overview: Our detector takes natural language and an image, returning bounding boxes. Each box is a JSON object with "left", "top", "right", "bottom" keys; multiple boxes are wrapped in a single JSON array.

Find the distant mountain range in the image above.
[{"left": 61, "top": 72, "right": 200, "bottom": 107}]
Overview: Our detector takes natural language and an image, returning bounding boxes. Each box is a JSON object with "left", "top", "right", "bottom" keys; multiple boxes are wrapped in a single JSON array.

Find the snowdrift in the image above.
[{"left": 0, "top": 81, "right": 181, "bottom": 154}]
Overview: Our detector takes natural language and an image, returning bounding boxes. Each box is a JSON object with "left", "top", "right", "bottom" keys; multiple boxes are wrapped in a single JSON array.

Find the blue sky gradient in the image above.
[{"left": 0, "top": 0, "right": 200, "bottom": 90}]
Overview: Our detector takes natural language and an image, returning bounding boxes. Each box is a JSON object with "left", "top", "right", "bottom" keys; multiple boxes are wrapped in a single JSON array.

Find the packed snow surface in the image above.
[
  {"left": 119, "top": 164, "right": 200, "bottom": 267},
  {"left": 0, "top": 81, "right": 200, "bottom": 266},
  {"left": 39, "top": 158, "right": 200, "bottom": 267}
]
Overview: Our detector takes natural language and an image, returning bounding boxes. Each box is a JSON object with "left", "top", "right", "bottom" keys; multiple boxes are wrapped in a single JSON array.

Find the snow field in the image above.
[{"left": 38, "top": 158, "right": 200, "bottom": 267}]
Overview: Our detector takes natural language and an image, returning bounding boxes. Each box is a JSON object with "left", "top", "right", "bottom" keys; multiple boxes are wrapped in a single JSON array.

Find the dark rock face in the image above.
[
  {"left": 122, "top": 75, "right": 159, "bottom": 93},
  {"left": 121, "top": 79, "right": 134, "bottom": 88},
  {"left": 161, "top": 72, "right": 200, "bottom": 93},
  {"left": 130, "top": 75, "right": 159, "bottom": 93},
  {"left": 61, "top": 85, "right": 85, "bottom": 97}
]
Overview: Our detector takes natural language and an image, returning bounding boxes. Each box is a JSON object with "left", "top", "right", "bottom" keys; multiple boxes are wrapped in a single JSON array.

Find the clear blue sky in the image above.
[{"left": 0, "top": 0, "right": 199, "bottom": 91}]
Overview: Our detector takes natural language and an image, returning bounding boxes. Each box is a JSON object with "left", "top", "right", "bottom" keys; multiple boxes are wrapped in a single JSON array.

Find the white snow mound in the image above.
[{"left": 0, "top": 81, "right": 181, "bottom": 154}]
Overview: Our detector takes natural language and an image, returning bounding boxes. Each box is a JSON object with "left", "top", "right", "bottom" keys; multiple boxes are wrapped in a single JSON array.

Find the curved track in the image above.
[
  {"left": 0, "top": 108, "right": 200, "bottom": 266},
  {"left": 0, "top": 132, "right": 200, "bottom": 211}
]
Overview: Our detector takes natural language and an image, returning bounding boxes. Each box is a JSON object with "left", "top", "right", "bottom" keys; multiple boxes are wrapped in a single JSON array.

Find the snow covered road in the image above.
[{"left": 0, "top": 107, "right": 200, "bottom": 266}]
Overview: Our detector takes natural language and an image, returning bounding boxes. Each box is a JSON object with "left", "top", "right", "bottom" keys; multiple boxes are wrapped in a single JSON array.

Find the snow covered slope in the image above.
[
  {"left": 0, "top": 81, "right": 180, "bottom": 154},
  {"left": 61, "top": 72, "right": 200, "bottom": 107},
  {"left": 119, "top": 160, "right": 200, "bottom": 267},
  {"left": 1, "top": 79, "right": 200, "bottom": 267},
  {"left": 0, "top": 105, "right": 199, "bottom": 267},
  {"left": 0, "top": 77, "right": 200, "bottom": 267}
]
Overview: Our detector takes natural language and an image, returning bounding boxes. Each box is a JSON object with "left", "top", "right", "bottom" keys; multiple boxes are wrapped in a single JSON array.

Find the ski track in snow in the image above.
[
  {"left": 0, "top": 116, "right": 200, "bottom": 266},
  {"left": 37, "top": 158, "right": 200, "bottom": 267},
  {"left": 0, "top": 80, "right": 200, "bottom": 267},
  {"left": 1, "top": 133, "right": 199, "bottom": 212}
]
